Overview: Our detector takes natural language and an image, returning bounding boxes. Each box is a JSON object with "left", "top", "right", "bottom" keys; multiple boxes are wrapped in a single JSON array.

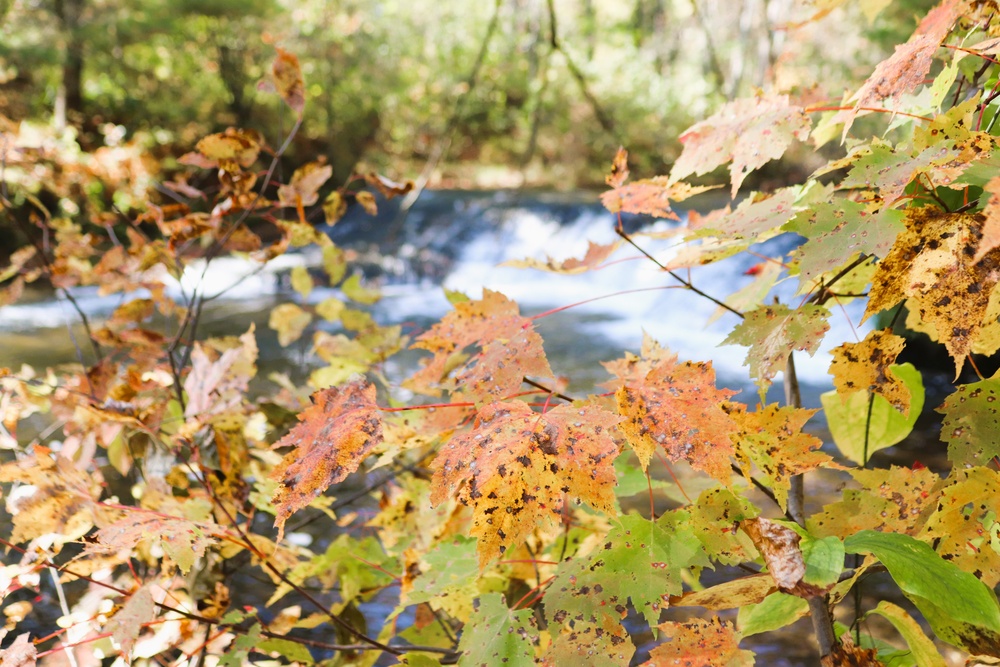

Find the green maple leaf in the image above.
[
  {"left": 407, "top": 536, "right": 479, "bottom": 605},
  {"left": 722, "top": 304, "right": 830, "bottom": 398},
  {"left": 938, "top": 373, "right": 1000, "bottom": 466},
  {"left": 841, "top": 140, "right": 959, "bottom": 204},
  {"left": 694, "top": 188, "right": 798, "bottom": 241},
  {"left": 786, "top": 199, "right": 903, "bottom": 287},
  {"left": 458, "top": 593, "right": 536, "bottom": 667},
  {"left": 545, "top": 513, "right": 708, "bottom": 629},
  {"left": 688, "top": 488, "right": 760, "bottom": 566}
]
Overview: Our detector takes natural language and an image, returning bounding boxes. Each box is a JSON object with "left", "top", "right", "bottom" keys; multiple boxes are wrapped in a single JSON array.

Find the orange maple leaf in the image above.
[
  {"left": 609, "top": 336, "right": 739, "bottom": 483},
  {"left": 406, "top": 289, "right": 552, "bottom": 403},
  {"left": 431, "top": 401, "right": 620, "bottom": 566},
  {"left": 270, "top": 378, "right": 383, "bottom": 541},
  {"left": 647, "top": 617, "right": 754, "bottom": 667}
]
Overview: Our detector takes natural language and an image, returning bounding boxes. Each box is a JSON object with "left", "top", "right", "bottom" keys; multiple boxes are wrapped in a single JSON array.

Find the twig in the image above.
[{"left": 615, "top": 226, "right": 744, "bottom": 318}]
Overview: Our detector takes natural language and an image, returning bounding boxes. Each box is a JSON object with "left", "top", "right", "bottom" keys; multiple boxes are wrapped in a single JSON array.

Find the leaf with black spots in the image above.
[
  {"left": 431, "top": 401, "right": 620, "bottom": 566},
  {"left": 270, "top": 379, "right": 383, "bottom": 542},
  {"left": 644, "top": 616, "right": 754, "bottom": 666},
  {"left": 612, "top": 337, "right": 739, "bottom": 482},
  {"left": 722, "top": 304, "right": 830, "bottom": 398},
  {"left": 829, "top": 329, "right": 909, "bottom": 415},
  {"left": 458, "top": 593, "right": 537, "bottom": 667},
  {"left": 866, "top": 207, "right": 1000, "bottom": 377}
]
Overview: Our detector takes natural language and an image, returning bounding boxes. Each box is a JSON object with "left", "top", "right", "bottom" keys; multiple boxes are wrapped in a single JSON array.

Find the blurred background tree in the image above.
[{"left": 0, "top": 0, "right": 935, "bottom": 190}]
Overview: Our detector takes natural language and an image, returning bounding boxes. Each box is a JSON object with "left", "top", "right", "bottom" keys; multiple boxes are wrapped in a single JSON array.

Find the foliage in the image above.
[{"left": 6, "top": 2, "right": 1000, "bottom": 665}]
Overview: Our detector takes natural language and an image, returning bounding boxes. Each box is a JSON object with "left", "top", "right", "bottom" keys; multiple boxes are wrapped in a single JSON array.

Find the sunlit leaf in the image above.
[
  {"left": 270, "top": 379, "right": 383, "bottom": 541},
  {"left": 787, "top": 199, "right": 904, "bottom": 287},
  {"left": 820, "top": 363, "right": 924, "bottom": 465},
  {"left": 845, "top": 530, "right": 1000, "bottom": 653},
  {"left": 866, "top": 207, "right": 1000, "bottom": 377},
  {"left": 502, "top": 241, "right": 619, "bottom": 274},
  {"left": 613, "top": 339, "right": 739, "bottom": 482},
  {"left": 809, "top": 465, "right": 941, "bottom": 538},
  {"left": 546, "top": 513, "right": 708, "bottom": 628},
  {"left": 737, "top": 592, "right": 809, "bottom": 637},
  {"left": 269, "top": 303, "right": 312, "bottom": 347},
  {"left": 270, "top": 47, "right": 305, "bottom": 115},
  {"left": 866, "top": 601, "right": 947, "bottom": 667},
  {"left": 106, "top": 585, "right": 156, "bottom": 661},
  {"left": 671, "top": 95, "right": 810, "bottom": 197},
  {"left": 277, "top": 161, "right": 333, "bottom": 208},
  {"left": 364, "top": 172, "right": 414, "bottom": 199},
  {"left": 922, "top": 467, "right": 1000, "bottom": 586},
  {"left": 829, "top": 329, "right": 909, "bottom": 415},
  {"left": 431, "top": 400, "right": 619, "bottom": 565},
  {"left": 722, "top": 303, "right": 830, "bottom": 398},
  {"left": 645, "top": 616, "right": 754, "bottom": 666},
  {"left": 730, "top": 404, "right": 836, "bottom": 511}
]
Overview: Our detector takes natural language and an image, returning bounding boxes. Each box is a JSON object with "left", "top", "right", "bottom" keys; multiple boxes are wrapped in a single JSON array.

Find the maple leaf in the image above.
[
  {"left": 842, "top": 0, "right": 961, "bottom": 133},
  {"left": 829, "top": 329, "right": 910, "bottom": 415},
  {"left": 458, "top": 327, "right": 552, "bottom": 404},
  {"left": 687, "top": 488, "right": 760, "bottom": 566},
  {"left": 183, "top": 325, "right": 257, "bottom": 419},
  {"left": 691, "top": 188, "right": 799, "bottom": 242},
  {"left": 86, "top": 508, "right": 217, "bottom": 574},
  {"left": 865, "top": 207, "right": 1000, "bottom": 376},
  {"left": 722, "top": 304, "right": 830, "bottom": 397},
  {"left": 611, "top": 338, "right": 739, "bottom": 483},
  {"left": 430, "top": 400, "right": 620, "bottom": 566},
  {"left": 938, "top": 373, "right": 1000, "bottom": 466},
  {"left": 922, "top": 467, "right": 1000, "bottom": 587},
  {"left": 0, "top": 634, "right": 36, "bottom": 666},
  {"left": 545, "top": 513, "right": 709, "bottom": 631},
  {"left": 644, "top": 616, "right": 754, "bottom": 667},
  {"left": 840, "top": 141, "right": 960, "bottom": 205},
  {"left": 270, "top": 379, "right": 383, "bottom": 542},
  {"left": 277, "top": 161, "right": 333, "bottom": 208},
  {"left": 671, "top": 94, "right": 810, "bottom": 198},
  {"left": 269, "top": 47, "right": 305, "bottom": 115},
  {"left": 786, "top": 199, "right": 904, "bottom": 287},
  {"left": 606, "top": 146, "right": 630, "bottom": 188},
  {"left": 459, "top": 594, "right": 537, "bottom": 667},
  {"left": 601, "top": 177, "right": 715, "bottom": 220},
  {"left": 502, "top": 240, "right": 620, "bottom": 274},
  {"left": 406, "top": 289, "right": 552, "bottom": 402},
  {"left": 808, "top": 466, "right": 942, "bottom": 539},
  {"left": 0, "top": 448, "right": 99, "bottom": 545},
  {"left": 974, "top": 177, "right": 1000, "bottom": 263},
  {"left": 269, "top": 303, "right": 312, "bottom": 347},
  {"left": 729, "top": 404, "right": 837, "bottom": 512},
  {"left": 106, "top": 585, "right": 156, "bottom": 663}
]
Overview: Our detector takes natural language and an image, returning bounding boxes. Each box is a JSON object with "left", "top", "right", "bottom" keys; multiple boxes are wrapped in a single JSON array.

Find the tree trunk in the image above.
[{"left": 54, "top": 0, "right": 86, "bottom": 130}]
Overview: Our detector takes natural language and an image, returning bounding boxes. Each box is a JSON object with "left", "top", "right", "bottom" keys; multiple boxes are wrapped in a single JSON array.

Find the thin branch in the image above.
[{"left": 615, "top": 226, "right": 744, "bottom": 318}]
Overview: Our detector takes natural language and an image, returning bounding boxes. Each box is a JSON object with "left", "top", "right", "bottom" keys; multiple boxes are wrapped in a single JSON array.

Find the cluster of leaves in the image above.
[{"left": 6, "top": 2, "right": 1000, "bottom": 665}]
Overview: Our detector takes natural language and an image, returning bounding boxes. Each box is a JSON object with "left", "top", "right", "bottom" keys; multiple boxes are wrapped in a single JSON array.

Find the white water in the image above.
[{"left": 0, "top": 198, "right": 862, "bottom": 395}]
